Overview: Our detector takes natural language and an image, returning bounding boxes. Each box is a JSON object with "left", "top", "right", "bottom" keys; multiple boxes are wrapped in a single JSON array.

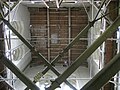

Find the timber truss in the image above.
[{"left": 0, "top": 0, "right": 120, "bottom": 90}]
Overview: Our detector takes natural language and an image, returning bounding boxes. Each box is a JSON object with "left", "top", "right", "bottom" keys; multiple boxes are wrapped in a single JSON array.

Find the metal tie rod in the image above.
[
  {"left": 46, "top": 16, "right": 120, "bottom": 90},
  {"left": 1, "top": 18, "right": 76, "bottom": 90},
  {"left": 4, "top": 0, "right": 21, "bottom": 17},
  {"left": 0, "top": 0, "right": 20, "bottom": 25}
]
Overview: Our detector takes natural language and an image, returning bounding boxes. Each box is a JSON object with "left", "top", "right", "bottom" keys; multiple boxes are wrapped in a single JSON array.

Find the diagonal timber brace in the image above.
[
  {"left": 2, "top": 18, "right": 34, "bottom": 50},
  {"left": 25, "top": 53, "right": 77, "bottom": 90},
  {"left": 0, "top": 0, "right": 109, "bottom": 89},
  {"left": 46, "top": 16, "right": 120, "bottom": 90},
  {"left": 40, "top": 0, "right": 107, "bottom": 81},
  {"left": 81, "top": 51, "right": 120, "bottom": 90},
  {"left": 38, "top": 21, "right": 94, "bottom": 80},
  {"left": 0, "top": 54, "right": 40, "bottom": 90},
  {"left": 59, "top": 0, "right": 63, "bottom": 6},
  {"left": 34, "top": 13, "right": 109, "bottom": 89},
  {"left": 0, "top": 18, "right": 77, "bottom": 90}
]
